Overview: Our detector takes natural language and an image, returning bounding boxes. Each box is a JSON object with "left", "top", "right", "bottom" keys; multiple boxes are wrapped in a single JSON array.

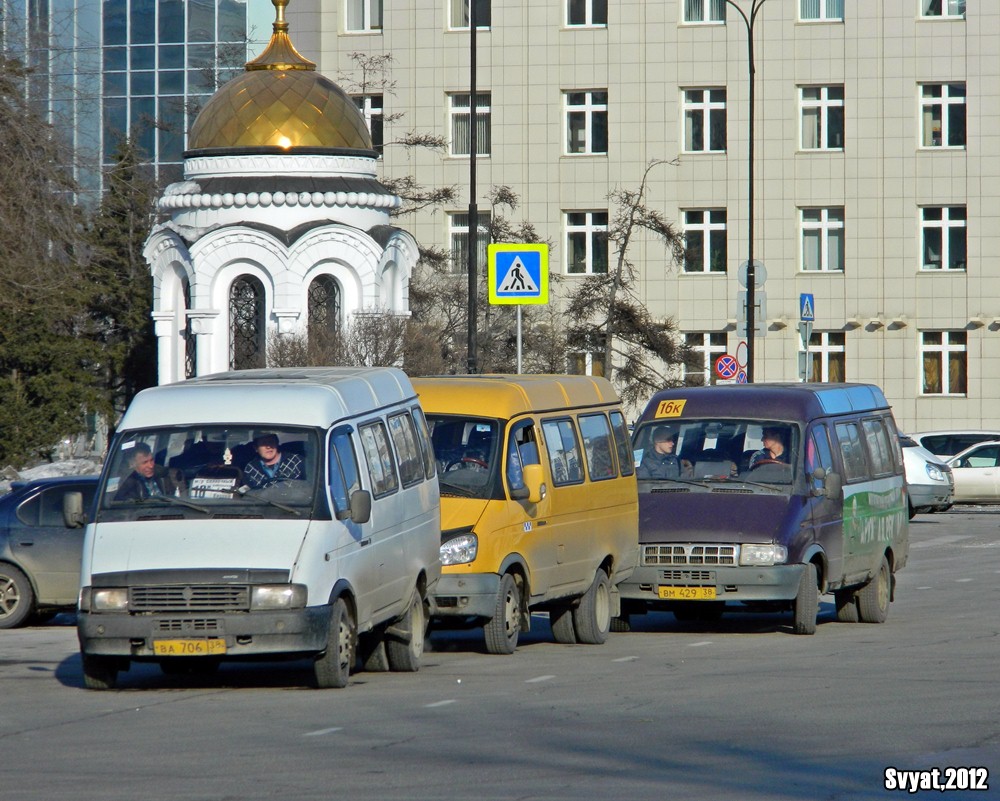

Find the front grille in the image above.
[
  {"left": 130, "top": 585, "right": 250, "bottom": 612},
  {"left": 659, "top": 569, "right": 715, "bottom": 582},
  {"left": 643, "top": 544, "right": 738, "bottom": 566},
  {"left": 156, "top": 618, "right": 223, "bottom": 632}
]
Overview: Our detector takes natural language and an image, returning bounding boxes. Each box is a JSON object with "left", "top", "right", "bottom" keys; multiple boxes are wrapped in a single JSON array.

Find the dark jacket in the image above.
[
  {"left": 115, "top": 466, "right": 182, "bottom": 501},
  {"left": 242, "top": 452, "right": 305, "bottom": 488},
  {"left": 637, "top": 450, "right": 684, "bottom": 479}
]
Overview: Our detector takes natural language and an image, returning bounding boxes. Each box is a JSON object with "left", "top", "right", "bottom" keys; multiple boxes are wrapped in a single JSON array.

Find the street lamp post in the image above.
[
  {"left": 724, "top": 0, "right": 767, "bottom": 383},
  {"left": 466, "top": 0, "right": 479, "bottom": 374}
]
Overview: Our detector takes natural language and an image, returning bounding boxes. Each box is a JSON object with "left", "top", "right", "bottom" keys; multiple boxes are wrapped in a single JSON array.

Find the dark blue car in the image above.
[{"left": 0, "top": 475, "right": 99, "bottom": 628}]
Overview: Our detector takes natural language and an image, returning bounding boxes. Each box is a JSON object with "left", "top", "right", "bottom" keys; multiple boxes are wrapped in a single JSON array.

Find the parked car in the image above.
[
  {"left": 947, "top": 440, "right": 1000, "bottom": 504},
  {"left": 911, "top": 430, "right": 1000, "bottom": 459},
  {"left": 0, "top": 475, "right": 99, "bottom": 629},
  {"left": 898, "top": 434, "right": 953, "bottom": 517}
]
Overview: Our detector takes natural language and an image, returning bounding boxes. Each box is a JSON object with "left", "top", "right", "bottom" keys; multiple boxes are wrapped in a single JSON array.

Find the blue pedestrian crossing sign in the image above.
[
  {"left": 488, "top": 244, "right": 549, "bottom": 305},
  {"left": 800, "top": 293, "right": 816, "bottom": 322}
]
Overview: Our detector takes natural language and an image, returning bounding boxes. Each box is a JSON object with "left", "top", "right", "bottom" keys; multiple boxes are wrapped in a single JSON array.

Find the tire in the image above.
[
  {"left": 484, "top": 573, "right": 521, "bottom": 655},
  {"left": 609, "top": 615, "right": 631, "bottom": 633},
  {"left": 792, "top": 562, "right": 819, "bottom": 635},
  {"left": 314, "top": 598, "right": 356, "bottom": 689},
  {"left": 908, "top": 501, "right": 916, "bottom": 520},
  {"left": 385, "top": 590, "right": 426, "bottom": 672},
  {"left": 857, "top": 554, "right": 891, "bottom": 624},
  {"left": 549, "top": 604, "right": 577, "bottom": 644},
  {"left": 834, "top": 589, "right": 860, "bottom": 623},
  {"left": 358, "top": 630, "right": 389, "bottom": 672},
  {"left": 0, "top": 563, "right": 35, "bottom": 630},
  {"left": 81, "top": 654, "right": 119, "bottom": 691},
  {"left": 573, "top": 569, "right": 611, "bottom": 645}
]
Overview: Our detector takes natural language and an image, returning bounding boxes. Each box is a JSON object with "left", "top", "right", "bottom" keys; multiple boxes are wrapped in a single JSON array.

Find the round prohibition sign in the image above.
[{"left": 714, "top": 354, "right": 739, "bottom": 380}]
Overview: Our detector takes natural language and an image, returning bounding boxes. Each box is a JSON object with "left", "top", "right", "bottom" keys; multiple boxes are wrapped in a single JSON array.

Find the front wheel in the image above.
[
  {"left": 573, "top": 569, "right": 611, "bottom": 645},
  {"left": 484, "top": 573, "right": 521, "bottom": 655},
  {"left": 314, "top": 598, "right": 356, "bottom": 688},
  {"left": 385, "top": 589, "right": 426, "bottom": 672},
  {"left": 0, "top": 564, "right": 35, "bottom": 629},
  {"left": 81, "top": 654, "right": 120, "bottom": 690},
  {"left": 857, "top": 555, "right": 891, "bottom": 624},
  {"left": 792, "top": 562, "right": 819, "bottom": 635}
]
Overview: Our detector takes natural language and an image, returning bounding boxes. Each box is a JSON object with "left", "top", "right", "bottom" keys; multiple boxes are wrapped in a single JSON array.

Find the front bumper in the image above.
[
  {"left": 430, "top": 572, "right": 501, "bottom": 619},
  {"left": 618, "top": 562, "right": 805, "bottom": 604},
  {"left": 77, "top": 606, "right": 330, "bottom": 660},
  {"left": 907, "top": 482, "right": 953, "bottom": 511}
]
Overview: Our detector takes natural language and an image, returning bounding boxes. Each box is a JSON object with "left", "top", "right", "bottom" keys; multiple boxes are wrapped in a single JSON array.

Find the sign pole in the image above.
[{"left": 516, "top": 306, "right": 523, "bottom": 374}]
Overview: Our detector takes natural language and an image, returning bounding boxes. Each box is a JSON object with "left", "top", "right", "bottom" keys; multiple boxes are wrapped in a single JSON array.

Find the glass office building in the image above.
[{"left": 0, "top": 0, "right": 272, "bottom": 202}]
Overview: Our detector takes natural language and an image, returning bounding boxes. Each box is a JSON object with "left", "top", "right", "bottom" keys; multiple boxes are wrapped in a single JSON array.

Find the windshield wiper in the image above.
[
  {"left": 121, "top": 494, "right": 212, "bottom": 515},
  {"left": 233, "top": 487, "right": 302, "bottom": 516}
]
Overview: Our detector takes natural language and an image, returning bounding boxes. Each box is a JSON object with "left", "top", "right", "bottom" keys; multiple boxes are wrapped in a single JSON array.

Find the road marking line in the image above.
[
  {"left": 956, "top": 578, "right": 974, "bottom": 583},
  {"left": 613, "top": 656, "right": 638, "bottom": 663},
  {"left": 525, "top": 675, "right": 555, "bottom": 683},
  {"left": 425, "top": 699, "right": 457, "bottom": 708},
  {"left": 689, "top": 641, "right": 713, "bottom": 647},
  {"left": 304, "top": 727, "right": 342, "bottom": 737}
]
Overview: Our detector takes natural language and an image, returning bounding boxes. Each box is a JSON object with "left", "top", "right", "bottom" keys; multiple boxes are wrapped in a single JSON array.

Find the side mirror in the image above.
[
  {"left": 349, "top": 489, "right": 372, "bottom": 524},
  {"left": 823, "top": 470, "right": 843, "bottom": 500},
  {"left": 63, "top": 491, "right": 86, "bottom": 528},
  {"left": 522, "top": 464, "right": 547, "bottom": 504}
]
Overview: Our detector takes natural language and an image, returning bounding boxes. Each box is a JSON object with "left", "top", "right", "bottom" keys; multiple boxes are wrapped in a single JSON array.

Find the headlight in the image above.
[
  {"left": 251, "top": 584, "right": 308, "bottom": 610},
  {"left": 925, "top": 463, "right": 946, "bottom": 482},
  {"left": 90, "top": 588, "right": 129, "bottom": 612},
  {"left": 441, "top": 533, "right": 478, "bottom": 566},
  {"left": 739, "top": 544, "right": 788, "bottom": 566}
]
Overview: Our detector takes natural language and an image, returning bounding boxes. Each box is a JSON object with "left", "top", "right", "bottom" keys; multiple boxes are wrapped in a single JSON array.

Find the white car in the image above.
[
  {"left": 947, "top": 440, "right": 1000, "bottom": 504},
  {"left": 911, "top": 430, "right": 1000, "bottom": 459},
  {"left": 899, "top": 434, "right": 953, "bottom": 517}
]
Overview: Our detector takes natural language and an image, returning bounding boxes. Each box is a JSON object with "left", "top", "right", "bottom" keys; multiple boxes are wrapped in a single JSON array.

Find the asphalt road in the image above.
[{"left": 1, "top": 510, "right": 998, "bottom": 801}]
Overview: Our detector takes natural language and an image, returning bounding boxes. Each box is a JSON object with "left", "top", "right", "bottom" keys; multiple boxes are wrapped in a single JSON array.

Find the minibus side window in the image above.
[
  {"left": 834, "top": 422, "right": 869, "bottom": 482},
  {"left": 506, "top": 421, "right": 540, "bottom": 492},
  {"left": 861, "top": 418, "right": 894, "bottom": 477},
  {"left": 578, "top": 413, "right": 617, "bottom": 480},
  {"left": 882, "top": 414, "right": 904, "bottom": 472},
  {"left": 358, "top": 421, "right": 400, "bottom": 498},
  {"left": 411, "top": 406, "right": 438, "bottom": 479},
  {"left": 541, "top": 419, "right": 584, "bottom": 485},
  {"left": 329, "top": 429, "right": 361, "bottom": 516},
  {"left": 609, "top": 411, "right": 634, "bottom": 476},
  {"left": 388, "top": 412, "right": 424, "bottom": 488},
  {"left": 807, "top": 423, "right": 835, "bottom": 494}
]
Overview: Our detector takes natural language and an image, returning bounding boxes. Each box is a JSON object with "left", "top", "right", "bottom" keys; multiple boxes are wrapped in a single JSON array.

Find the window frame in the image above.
[
  {"left": 447, "top": 211, "right": 491, "bottom": 275},
  {"left": 682, "top": 88, "right": 727, "bottom": 153},
  {"left": 578, "top": 412, "right": 618, "bottom": 481},
  {"left": 449, "top": 0, "right": 491, "bottom": 30},
  {"left": 684, "top": 332, "right": 728, "bottom": 386},
  {"left": 920, "top": 0, "right": 965, "bottom": 19},
  {"left": 565, "top": 210, "right": 609, "bottom": 274},
  {"left": 345, "top": 0, "right": 383, "bottom": 33},
  {"left": 683, "top": 208, "right": 728, "bottom": 273},
  {"left": 806, "top": 331, "right": 846, "bottom": 383},
  {"left": 358, "top": 420, "right": 400, "bottom": 499},
  {"left": 800, "top": 207, "right": 845, "bottom": 272},
  {"left": 540, "top": 418, "right": 585, "bottom": 486},
  {"left": 919, "top": 82, "right": 967, "bottom": 149},
  {"left": 387, "top": 411, "right": 425, "bottom": 489},
  {"left": 799, "top": 85, "right": 844, "bottom": 151},
  {"left": 920, "top": 330, "right": 967, "bottom": 396},
  {"left": 448, "top": 92, "right": 491, "bottom": 158},
  {"left": 920, "top": 205, "right": 967, "bottom": 271},
  {"left": 682, "top": 0, "right": 725, "bottom": 24},
  {"left": 566, "top": 0, "right": 607, "bottom": 27},
  {"left": 799, "top": 0, "right": 844, "bottom": 22},
  {"left": 564, "top": 90, "right": 609, "bottom": 156}
]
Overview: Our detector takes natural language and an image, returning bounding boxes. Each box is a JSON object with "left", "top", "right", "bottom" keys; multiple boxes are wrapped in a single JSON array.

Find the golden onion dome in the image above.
[{"left": 187, "top": 0, "right": 373, "bottom": 153}]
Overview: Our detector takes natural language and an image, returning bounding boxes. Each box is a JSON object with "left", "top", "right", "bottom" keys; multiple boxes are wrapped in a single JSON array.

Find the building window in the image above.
[
  {"left": 566, "top": 211, "right": 609, "bottom": 274},
  {"left": 683, "top": 0, "right": 725, "bottom": 23},
  {"left": 807, "top": 332, "right": 846, "bottom": 382},
  {"left": 449, "top": 92, "right": 491, "bottom": 157},
  {"left": 450, "top": 0, "right": 491, "bottom": 29},
  {"left": 567, "top": 0, "right": 607, "bottom": 26},
  {"left": 800, "top": 0, "right": 844, "bottom": 21},
  {"left": 800, "top": 86, "right": 844, "bottom": 150},
  {"left": 565, "top": 90, "right": 608, "bottom": 155},
  {"left": 683, "top": 89, "right": 726, "bottom": 153},
  {"left": 920, "top": 83, "right": 966, "bottom": 148},
  {"left": 183, "top": 277, "right": 196, "bottom": 379},
  {"left": 683, "top": 209, "right": 727, "bottom": 273},
  {"left": 921, "top": 331, "right": 967, "bottom": 396},
  {"left": 921, "top": 0, "right": 965, "bottom": 18},
  {"left": 346, "top": 0, "right": 383, "bottom": 32},
  {"left": 229, "top": 275, "right": 265, "bottom": 370},
  {"left": 568, "top": 334, "right": 606, "bottom": 377},
  {"left": 449, "top": 212, "right": 491, "bottom": 275},
  {"left": 353, "top": 95, "right": 384, "bottom": 151},
  {"left": 921, "top": 206, "right": 967, "bottom": 270},
  {"left": 801, "top": 208, "right": 845, "bottom": 272},
  {"left": 308, "top": 275, "right": 341, "bottom": 336},
  {"left": 684, "top": 332, "right": 727, "bottom": 386}
]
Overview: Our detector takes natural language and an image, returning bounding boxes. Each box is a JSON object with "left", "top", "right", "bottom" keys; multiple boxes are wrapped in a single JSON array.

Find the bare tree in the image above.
[{"left": 563, "top": 159, "right": 697, "bottom": 407}]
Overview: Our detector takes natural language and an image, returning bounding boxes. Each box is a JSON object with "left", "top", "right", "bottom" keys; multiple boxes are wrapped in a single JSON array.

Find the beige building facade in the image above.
[{"left": 288, "top": 0, "right": 998, "bottom": 432}]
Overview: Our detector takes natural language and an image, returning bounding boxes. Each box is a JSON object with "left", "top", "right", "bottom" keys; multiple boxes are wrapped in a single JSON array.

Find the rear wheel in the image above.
[
  {"left": 484, "top": 573, "right": 521, "bottom": 655},
  {"left": 0, "top": 564, "right": 34, "bottom": 630},
  {"left": 81, "top": 654, "right": 120, "bottom": 691},
  {"left": 792, "top": 562, "right": 819, "bottom": 635},
  {"left": 834, "top": 589, "right": 860, "bottom": 623},
  {"left": 573, "top": 570, "right": 611, "bottom": 645},
  {"left": 609, "top": 615, "right": 631, "bottom": 633},
  {"left": 857, "top": 555, "right": 891, "bottom": 624},
  {"left": 385, "top": 590, "right": 426, "bottom": 672},
  {"left": 314, "top": 598, "right": 356, "bottom": 688},
  {"left": 358, "top": 630, "right": 389, "bottom": 672},
  {"left": 549, "top": 604, "right": 577, "bottom": 644}
]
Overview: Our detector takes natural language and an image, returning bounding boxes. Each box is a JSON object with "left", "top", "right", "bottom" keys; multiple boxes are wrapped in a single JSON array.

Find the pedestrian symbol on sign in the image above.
[{"left": 498, "top": 257, "right": 538, "bottom": 293}]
